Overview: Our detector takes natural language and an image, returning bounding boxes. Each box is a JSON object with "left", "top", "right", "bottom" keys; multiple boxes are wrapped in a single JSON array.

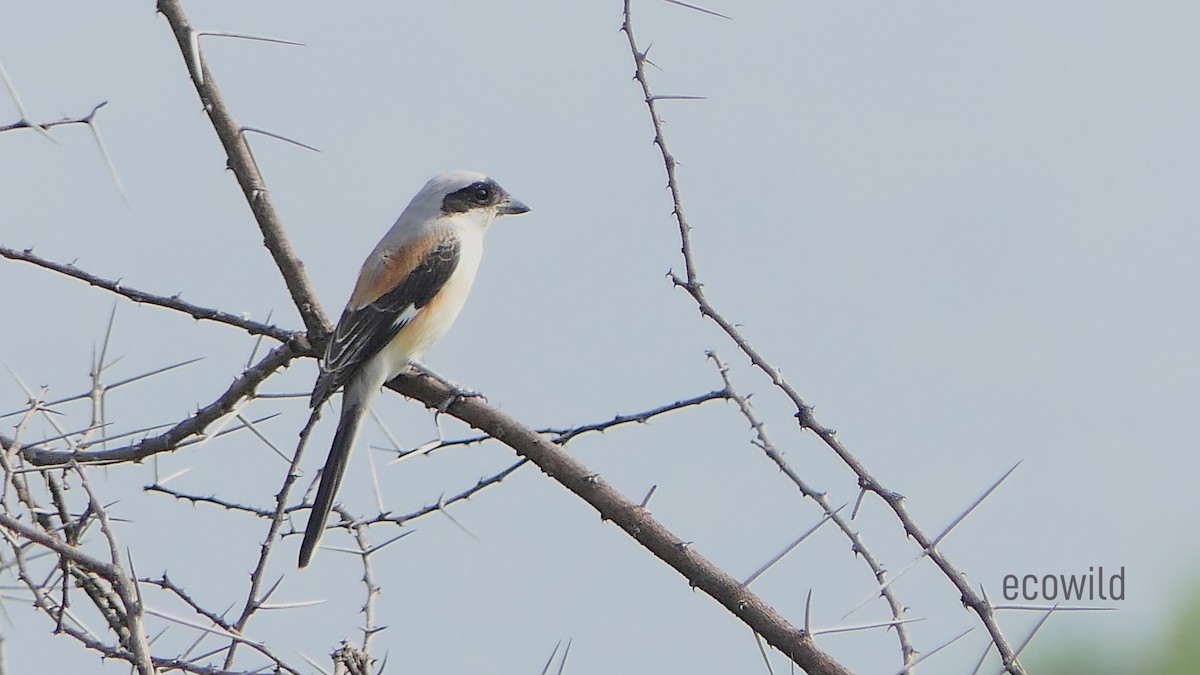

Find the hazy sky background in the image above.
[{"left": 3, "top": 1, "right": 1199, "bottom": 673}]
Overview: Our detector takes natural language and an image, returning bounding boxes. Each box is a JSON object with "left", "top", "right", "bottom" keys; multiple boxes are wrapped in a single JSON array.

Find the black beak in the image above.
[{"left": 497, "top": 196, "right": 530, "bottom": 215}]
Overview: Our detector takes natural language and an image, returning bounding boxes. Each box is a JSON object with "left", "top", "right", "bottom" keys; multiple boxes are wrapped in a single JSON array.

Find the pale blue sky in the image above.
[{"left": 3, "top": 2, "right": 1198, "bottom": 673}]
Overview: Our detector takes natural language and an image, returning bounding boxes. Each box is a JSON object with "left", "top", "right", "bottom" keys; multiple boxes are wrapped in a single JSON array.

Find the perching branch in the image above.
[{"left": 378, "top": 369, "right": 855, "bottom": 675}]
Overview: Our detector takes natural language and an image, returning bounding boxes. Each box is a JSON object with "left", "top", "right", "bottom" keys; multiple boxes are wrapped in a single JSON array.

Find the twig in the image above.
[
  {"left": 350, "top": 522, "right": 381, "bottom": 655},
  {"left": 0, "top": 246, "right": 295, "bottom": 342},
  {"left": 364, "top": 388, "right": 729, "bottom": 527},
  {"left": 842, "top": 463, "right": 1023, "bottom": 620},
  {"left": 222, "top": 411, "right": 321, "bottom": 669},
  {"left": 712, "top": 353, "right": 916, "bottom": 666},
  {"left": 552, "top": 388, "right": 730, "bottom": 444},
  {"left": 366, "top": 458, "right": 528, "bottom": 528},
  {"left": 144, "top": 485, "right": 275, "bottom": 517},
  {"left": 142, "top": 574, "right": 237, "bottom": 634},
  {"left": 0, "top": 111, "right": 97, "bottom": 134},
  {"left": 70, "top": 464, "right": 154, "bottom": 675},
  {"left": 0, "top": 510, "right": 152, "bottom": 674},
  {"left": 15, "top": 343, "right": 299, "bottom": 466},
  {"left": 408, "top": 387, "right": 729, "bottom": 456}
]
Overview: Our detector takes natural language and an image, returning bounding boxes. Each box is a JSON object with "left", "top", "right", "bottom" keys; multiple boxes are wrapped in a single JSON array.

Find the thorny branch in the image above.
[
  {"left": 147, "top": 387, "right": 729, "bottom": 534},
  {"left": 709, "top": 352, "right": 916, "bottom": 666},
  {"left": 11, "top": 342, "right": 301, "bottom": 466},
  {"left": 1, "top": 457, "right": 304, "bottom": 673},
  {"left": 0, "top": 74, "right": 125, "bottom": 201},
  {"left": 0, "top": 494, "right": 149, "bottom": 675},
  {"left": 384, "top": 387, "right": 730, "bottom": 457},
  {"left": 367, "top": 371, "right": 855, "bottom": 675},
  {"left": 221, "top": 412, "right": 320, "bottom": 670},
  {"left": 621, "top": 0, "right": 1024, "bottom": 672},
  {"left": 70, "top": 464, "right": 156, "bottom": 675},
  {"left": 0, "top": 246, "right": 296, "bottom": 342},
  {"left": 350, "top": 521, "right": 382, "bottom": 655},
  {"left": 0, "top": 377, "right": 305, "bottom": 673},
  {"left": 0, "top": 105, "right": 104, "bottom": 134},
  {"left": 367, "top": 387, "right": 730, "bottom": 526},
  {"left": 157, "top": 0, "right": 331, "bottom": 339},
  {"left": 125, "top": 340, "right": 848, "bottom": 673}
]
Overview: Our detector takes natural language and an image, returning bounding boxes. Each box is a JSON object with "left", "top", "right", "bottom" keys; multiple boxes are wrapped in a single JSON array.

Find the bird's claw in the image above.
[{"left": 437, "top": 386, "right": 485, "bottom": 414}]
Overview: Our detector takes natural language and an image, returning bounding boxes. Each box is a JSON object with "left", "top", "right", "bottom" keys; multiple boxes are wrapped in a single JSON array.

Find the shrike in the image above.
[{"left": 299, "top": 170, "right": 529, "bottom": 567}]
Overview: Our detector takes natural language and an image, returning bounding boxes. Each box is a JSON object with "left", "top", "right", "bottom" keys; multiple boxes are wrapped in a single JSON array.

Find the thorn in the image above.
[
  {"left": 638, "top": 485, "right": 657, "bottom": 508},
  {"left": 891, "top": 627, "right": 972, "bottom": 674},
  {"left": 186, "top": 29, "right": 203, "bottom": 85},
  {"left": 197, "top": 31, "right": 306, "bottom": 47},
  {"left": 810, "top": 617, "right": 926, "bottom": 637},
  {"left": 435, "top": 494, "right": 479, "bottom": 541},
  {"left": 931, "top": 460, "right": 1022, "bottom": 546},
  {"left": 86, "top": 110, "right": 129, "bottom": 207},
  {"left": 742, "top": 508, "right": 840, "bottom": 586},
  {"left": 365, "top": 530, "right": 414, "bottom": 557},
  {"left": 240, "top": 126, "right": 321, "bottom": 153},
  {"left": 659, "top": 0, "right": 733, "bottom": 20}
]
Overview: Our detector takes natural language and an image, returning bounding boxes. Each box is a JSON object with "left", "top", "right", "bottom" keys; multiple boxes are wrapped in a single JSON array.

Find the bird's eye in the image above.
[{"left": 472, "top": 186, "right": 492, "bottom": 203}]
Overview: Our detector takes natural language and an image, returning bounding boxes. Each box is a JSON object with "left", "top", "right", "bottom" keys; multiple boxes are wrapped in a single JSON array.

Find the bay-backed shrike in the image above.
[{"left": 299, "top": 170, "right": 529, "bottom": 567}]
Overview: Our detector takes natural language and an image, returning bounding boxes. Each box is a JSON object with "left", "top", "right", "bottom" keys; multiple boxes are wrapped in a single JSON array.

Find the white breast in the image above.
[{"left": 370, "top": 225, "right": 485, "bottom": 380}]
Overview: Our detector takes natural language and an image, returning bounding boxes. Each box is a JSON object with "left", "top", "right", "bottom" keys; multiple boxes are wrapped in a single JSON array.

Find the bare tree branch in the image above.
[
  {"left": 620, "top": 1, "right": 1023, "bottom": 671},
  {"left": 13, "top": 343, "right": 301, "bottom": 466},
  {"left": 70, "top": 463, "right": 155, "bottom": 675},
  {"left": 222, "top": 410, "right": 322, "bottom": 669},
  {"left": 0, "top": 107, "right": 101, "bottom": 134},
  {"left": 378, "top": 370, "right": 855, "bottom": 675},
  {"left": 0, "top": 246, "right": 295, "bottom": 342},
  {"left": 0, "top": 510, "right": 152, "bottom": 674},
  {"left": 711, "top": 353, "right": 916, "bottom": 666},
  {"left": 156, "top": 0, "right": 331, "bottom": 339}
]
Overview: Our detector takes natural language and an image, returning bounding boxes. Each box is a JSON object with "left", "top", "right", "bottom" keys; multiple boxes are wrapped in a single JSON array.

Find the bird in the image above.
[{"left": 299, "top": 170, "right": 529, "bottom": 567}]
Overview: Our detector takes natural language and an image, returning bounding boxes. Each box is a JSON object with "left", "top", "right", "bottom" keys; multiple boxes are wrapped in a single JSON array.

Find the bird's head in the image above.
[{"left": 412, "top": 170, "right": 530, "bottom": 229}]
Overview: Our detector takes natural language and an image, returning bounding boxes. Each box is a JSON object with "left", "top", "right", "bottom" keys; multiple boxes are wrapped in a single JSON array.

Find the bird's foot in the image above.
[
  {"left": 416, "top": 382, "right": 486, "bottom": 456},
  {"left": 406, "top": 362, "right": 487, "bottom": 412},
  {"left": 437, "top": 384, "right": 485, "bottom": 414}
]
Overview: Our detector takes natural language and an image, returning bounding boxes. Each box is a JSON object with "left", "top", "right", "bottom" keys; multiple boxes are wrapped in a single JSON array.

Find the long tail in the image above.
[{"left": 299, "top": 401, "right": 364, "bottom": 567}]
